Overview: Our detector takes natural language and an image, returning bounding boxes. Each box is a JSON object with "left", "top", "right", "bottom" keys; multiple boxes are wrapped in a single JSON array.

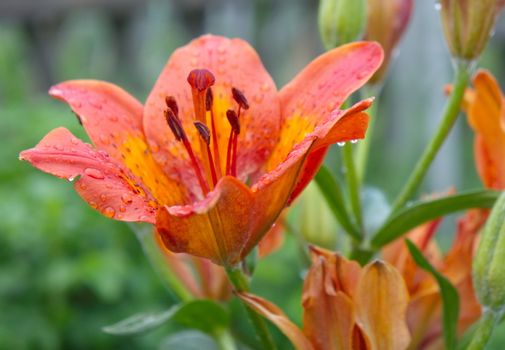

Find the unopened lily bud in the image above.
[
  {"left": 440, "top": 0, "right": 503, "bottom": 61},
  {"left": 473, "top": 192, "right": 505, "bottom": 311},
  {"left": 297, "top": 182, "right": 338, "bottom": 249},
  {"left": 318, "top": 0, "right": 367, "bottom": 50},
  {"left": 365, "top": 0, "right": 414, "bottom": 84}
]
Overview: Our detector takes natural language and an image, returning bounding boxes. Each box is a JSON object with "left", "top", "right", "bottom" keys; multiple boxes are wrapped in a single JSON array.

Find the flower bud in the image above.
[
  {"left": 440, "top": 0, "right": 503, "bottom": 61},
  {"left": 318, "top": 0, "right": 367, "bottom": 50},
  {"left": 297, "top": 182, "right": 338, "bottom": 249},
  {"left": 473, "top": 192, "right": 505, "bottom": 312},
  {"left": 365, "top": 0, "right": 414, "bottom": 84}
]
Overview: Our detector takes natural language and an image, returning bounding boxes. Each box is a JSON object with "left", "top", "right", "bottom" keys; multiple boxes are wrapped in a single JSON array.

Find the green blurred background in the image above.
[{"left": 1, "top": 0, "right": 504, "bottom": 349}]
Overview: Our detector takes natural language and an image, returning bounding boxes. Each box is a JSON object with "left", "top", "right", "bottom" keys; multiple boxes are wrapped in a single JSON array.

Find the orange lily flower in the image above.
[
  {"left": 239, "top": 246, "right": 411, "bottom": 350},
  {"left": 383, "top": 209, "right": 486, "bottom": 349},
  {"left": 19, "top": 35, "right": 383, "bottom": 266}
]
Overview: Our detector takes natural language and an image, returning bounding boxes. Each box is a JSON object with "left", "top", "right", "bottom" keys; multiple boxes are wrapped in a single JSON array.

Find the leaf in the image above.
[
  {"left": 102, "top": 307, "right": 179, "bottom": 335},
  {"left": 315, "top": 165, "right": 360, "bottom": 239},
  {"left": 173, "top": 300, "right": 229, "bottom": 334},
  {"left": 159, "top": 330, "right": 219, "bottom": 350},
  {"left": 405, "top": 240, "right": 460, "bottom": 350},
  {"left": 102, "top": 300, "right": 229, "bottom": 336},
  {"left": 371, "top": 190, "right": 499, "bottom": 248}
]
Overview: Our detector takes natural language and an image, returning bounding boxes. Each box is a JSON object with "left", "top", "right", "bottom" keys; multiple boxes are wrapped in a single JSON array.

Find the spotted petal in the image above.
[{"left": 19, "top": 127, "right": 156, "bottom": 222}]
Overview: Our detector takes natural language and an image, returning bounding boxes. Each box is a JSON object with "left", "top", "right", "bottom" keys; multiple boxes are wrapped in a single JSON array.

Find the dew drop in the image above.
[
  {"left": 121, "top": 193, "right": 133, "bottom": 204},
  {"left": 109, "top": 115, "right": 119, "bottom": 122},
  {"left": 70, "top": 137, "right": 79, "bottom": 145},
  {"left": 260, "top": 83, "right": 271, "bottom": 92},
  {"left": 89, "top": 201, "right": 98, "bottom": 209},
  {"left": 79, "top": 183, "right": 87, "bottom": 190},
  {"left": 326, "top": 101, "right": 337, "bottom": 112},
  {"left": 84, "top": 168, "right": 105, "bottom": 179},
  {"left": 119, "top": 205, "right": 126, "bottom": 213},
  {"left": 103, "top": 207, "right": 115, "bottom": 218},
  {"left": 217, "top": 46, "right": 227, "bottom": 54},
  {"left": 190, "top": 58, "right": 198, "bottom": 67},
  {"left": 337, "top": 142, "right": 346, "bottom": 147},
  {"left": 350, "top": 139, "right": 359, "bottom": 144},
  {"left": 100, "top": 194, "right": 107, "bottom": 202},
  {"left": 253, "top": 94, "right": 264, "bottom": 103},
  {"left": 217, "top": 67, "right": 225, "bottom": 74}
]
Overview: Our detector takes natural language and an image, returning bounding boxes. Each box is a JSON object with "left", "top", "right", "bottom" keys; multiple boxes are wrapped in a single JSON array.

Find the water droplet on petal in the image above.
[
  {"left": 260, "top": 83, "right": 271, "bottom": 92},
  {"left": 84, "top": 168, "right": 105, "bottom": 179},
  {"left": 337, "top": 142, "right": 346, "bottom": 147},
  {"left": 119, "top": 205, "right": 126, "bottom": 213},
  {"left": 326, "top": 101, "right": 337, "bottom": 112},
  {"left": 109, "top": 115, "right": 118, "bottom": 122},
  {"left": 103, "top": 207, "right": 115, "bottom": 218},
  {"left": 217, "top": 46, "right": 227, "bottom": 54},
  {"left": 121, "top": 193, "right": 133, "bottom": 204},
  {"left": 350, "top": 139, "right": 358, "bottom": 144},
  {"left": 100, "top": 194, "right": 107, "bottom": 202},
  {"left": 70, "top": 137, "right": 79, "bottom": 145},
  {"left": 89, "top": 201, "right": 98, "bottom": 209},
  {"left": 253, "top": 94, "right": 264, "bottom": 103},
  {"left": 79, "top": 183, "right": 87, "bottom": 190}
]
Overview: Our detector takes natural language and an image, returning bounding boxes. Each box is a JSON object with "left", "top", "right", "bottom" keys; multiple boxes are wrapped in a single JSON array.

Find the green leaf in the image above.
[
  {"left": 405, "top": 240, "right": 460, "bottom": 350},
  {"left": 173, "top": 300, "right": 229, "bottom": 334},
  {"left": 371, "top": 190, "right": 499, "bottom": 248},
  {"left": 160, "top": 330, "right": 219, "bottom": 350},
  {"left": 315, "top": 165, "right": 360, "bottom": 240},
  {"left": 102, "top": 307, "right": 179, "bottom": 335},
  {"left": 102, "top": 300, "right": 229, "bottom": 336}
]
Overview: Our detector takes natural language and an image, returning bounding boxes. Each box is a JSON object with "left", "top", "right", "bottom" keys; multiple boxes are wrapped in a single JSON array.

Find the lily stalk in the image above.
[
  {"left": 225, "top": 266, "right": 277, "bottom": 350},
  {"left": 131, "top": 223, "right": 194, "bottom": 302},
  {"left": 466, "top": 308, "right": 503, "bottom": 350},
  {"left": 390, "top": 61, "right": 470, "bottom": 213}
]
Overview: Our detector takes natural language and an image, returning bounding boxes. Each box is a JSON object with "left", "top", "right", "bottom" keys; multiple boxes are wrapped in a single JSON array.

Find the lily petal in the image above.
[
  {"left": 302, "top": 248, "right": 359, "bottom": 350},
  {"left": 238, "top": 292, "right": 314, "bottom": 350},
  {"left": 156, "top": 176, "right": 254, "bottom": 266},
  {"left": 355, "top": 260, "right": 411, "bottom": 350},
  {"left": 265, "top": 41, "right": 383, "bottom": 173},
  {"left": 19, "top": 128, "right": 156, "bottom": 222},
  {"left": 466, "top": 70, "right": 505, "bottom": 189},
  {"left": 144, "top": 34, "right": 281, "bottom": 193},
  {"left": 49, "top": 80, "right": 186, "bottom": 206}
]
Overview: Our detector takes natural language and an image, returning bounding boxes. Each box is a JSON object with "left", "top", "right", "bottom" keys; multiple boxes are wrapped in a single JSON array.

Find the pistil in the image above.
[
  {"left": 206, "top": 88, "right": 222, "bottom": 178},
  {"left": 225, "top": 110, "right": 240, "bottom": 176}
]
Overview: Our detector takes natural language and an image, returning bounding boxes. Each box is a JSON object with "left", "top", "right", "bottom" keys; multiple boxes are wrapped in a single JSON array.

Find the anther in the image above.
[
  {"left": 194, "top": 121, "right": 211, "bottom": 145},
  {"left": 205, "top": 88, "right": 213, "bottom": 111},
  {"left": 187, "top": 69, "right": 216, "bottom": 92},
  {"left": 165, "top": 96, "right": 179, "bottom": 117},
  {"left": 194, "top": 121, "right": 218, "bottom": 187},
  {"left": 232, "top": 87, "right": 249, "bottom": 110},
  {"left": 165, "top": 109, "right": 185, "bottom": 141},
  {"left": 226, "top": 110, "right": 240, "bottom": 134}
]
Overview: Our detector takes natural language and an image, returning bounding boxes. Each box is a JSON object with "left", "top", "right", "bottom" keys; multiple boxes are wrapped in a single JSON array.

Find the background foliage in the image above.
[{"left": 1, "top": 0, "right": 505, "bottom": 348}]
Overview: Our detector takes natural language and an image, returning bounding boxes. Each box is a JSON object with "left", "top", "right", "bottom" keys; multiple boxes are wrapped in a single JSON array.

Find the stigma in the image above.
[{"left": 164, "top": 68, "right": 249, "bottom": 197}]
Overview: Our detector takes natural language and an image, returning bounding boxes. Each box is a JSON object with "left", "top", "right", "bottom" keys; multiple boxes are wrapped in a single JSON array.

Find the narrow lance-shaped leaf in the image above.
[
  {"left": 315, "top": 165, "right": 361, "bottom": 239},
  {"left": 371, "top": 190, "right": 499, "bottom": 248},
  {"left": 102, "top": 300, "right": 229, "bottom": 336},
  {"left": 405, "top": 240, "right": 460, "bottom": 350}
]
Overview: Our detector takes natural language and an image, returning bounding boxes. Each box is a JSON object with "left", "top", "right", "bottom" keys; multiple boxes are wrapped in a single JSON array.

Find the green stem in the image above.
[
  {"left": 214, "top": 328, "right": 237, "bottom": 350},
  {"left": 390, "top": 63, "right": 470, "bottom": 214},
  {"left": 130, "top": 223, "right": 193, "bottom": 302},
  {"left": 467, "top": 309, "right": 501, "bottom": 350},
  {"left": 225, "top": 267, "right": 277, "bottom": 350},
  {"left": 342, "top": 143, "right": 363, "bottom": 233},
  {"left": 356, "top": 84, "right": 380, "bottom": 183}
]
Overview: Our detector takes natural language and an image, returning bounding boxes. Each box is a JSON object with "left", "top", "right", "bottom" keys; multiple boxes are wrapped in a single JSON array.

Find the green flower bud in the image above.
[
  {"left": 297, "top": 182, "right": 338, "bottom": 249},
  {"left": 318, "top": 0, "right": 367, "bottom": 50},
  {"left": 440, "top": 0, "right": 503, "bottom": 61},
  {"left": 473, "top": 192, "right": 505, "bottom": 312}
]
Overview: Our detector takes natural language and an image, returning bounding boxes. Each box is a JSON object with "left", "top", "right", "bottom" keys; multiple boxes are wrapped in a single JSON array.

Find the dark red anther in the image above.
[
  {"left": 165, "top": 109, "right": 185, "bottom": 141},
  {"left": 226, "top": 110, "right": 240, "bottom": 134},
  {"left": 231, "top": 87, "right": 249, "bottom": 110},
  {"left": 165, "top": 96, "right": 179, "bottom": 117},
  {"left": 205, "top": 88, "right": 213, "bottom": 111},
  {"left": 187, "top": 69, "right": 216, "bottom": 92},
  {"left": 194, "top": 121, "right": 211, "bottom": 145}
]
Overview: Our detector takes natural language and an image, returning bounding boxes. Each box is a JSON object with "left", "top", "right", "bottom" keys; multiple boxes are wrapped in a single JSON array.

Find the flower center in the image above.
[{"left": 164, "top": 68, "right": 249, "bottom": 197}]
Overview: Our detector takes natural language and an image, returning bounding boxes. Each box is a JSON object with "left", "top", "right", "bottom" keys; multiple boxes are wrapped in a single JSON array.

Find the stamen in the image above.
[
  {"left": 225, "top": 110, "right": 240, "bottom": 176},
  {"left": 165, "top": 96, "right": 179, "bottom": 117},
  {"left": 165, "top": 108, "right": 209, "bottom": 195},
  {"left": 206, "top": 88, "right": 222, "bottom": 178},
  {"left": 232, "top": 87, "right": 250, "bottom": 110},
  {"left": 194, "top": 121, "right": 218, "bottom": 187}
]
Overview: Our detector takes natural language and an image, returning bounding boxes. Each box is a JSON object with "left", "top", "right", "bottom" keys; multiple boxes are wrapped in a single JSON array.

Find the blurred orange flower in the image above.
[
  {"left": 20, "top": 35, "right": 383, "bottom": 266},
  {"left": 239, "top": 246, "right": 411, "bottom": 350}
]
